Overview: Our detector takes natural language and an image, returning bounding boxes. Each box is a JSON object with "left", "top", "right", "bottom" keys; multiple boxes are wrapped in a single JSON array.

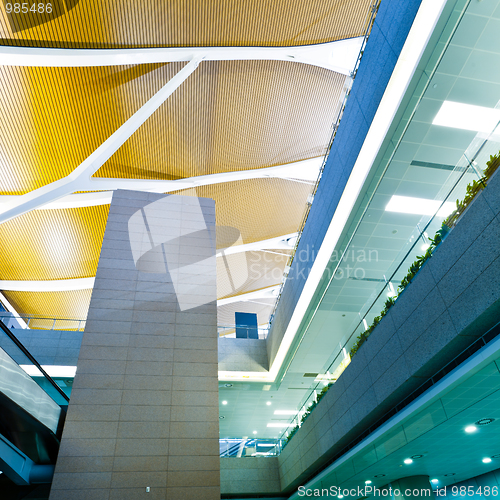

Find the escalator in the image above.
[{"left": 0, "top": 319, "right": 69, "bottom": 499}]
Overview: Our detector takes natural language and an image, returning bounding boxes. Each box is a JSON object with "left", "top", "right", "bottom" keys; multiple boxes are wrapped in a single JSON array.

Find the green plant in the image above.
[{"left": 484, "top": 152, "right": 500, "bottom": 179}]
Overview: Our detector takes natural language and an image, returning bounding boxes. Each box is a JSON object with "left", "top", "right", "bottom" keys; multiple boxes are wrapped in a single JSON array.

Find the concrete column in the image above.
[{"left": 49, "top": 191, "right": 219, "bottom": 500}]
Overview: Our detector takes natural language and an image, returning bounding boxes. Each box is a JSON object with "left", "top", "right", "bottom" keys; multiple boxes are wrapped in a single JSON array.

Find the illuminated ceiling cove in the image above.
[{"left": 0, "top": 0, "right": 374, "bottom": 328}]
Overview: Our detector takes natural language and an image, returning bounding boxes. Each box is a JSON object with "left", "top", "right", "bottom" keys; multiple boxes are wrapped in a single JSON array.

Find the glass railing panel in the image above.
[
  {"left": 220, "top": 438, "right": 283, "bottom": 457},
  {"left": 218, "top": 325, "right": 269, "bottom": 339},
  {"left": 0, "top": 312, "right": 85, "bottom": 331}
]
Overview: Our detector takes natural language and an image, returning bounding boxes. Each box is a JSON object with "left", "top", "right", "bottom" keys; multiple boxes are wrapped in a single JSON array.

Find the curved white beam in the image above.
[
  {"left": 0, "top": 279, "right": 280, "bottom": 300},
  {"left": 0, "top": 278, "right": 95, "bottom": 292},
  {"left": 0, "top": 37, "right": 363, "bottom": 75},
  {"left": 0, "top": 57, "right": 203, "bottom": 225},
  {"left": 0, "top": 158, "right": 322, "bottom": 211}
]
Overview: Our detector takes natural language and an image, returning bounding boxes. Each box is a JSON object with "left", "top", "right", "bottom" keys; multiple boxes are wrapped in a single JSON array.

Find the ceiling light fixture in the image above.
[
  {"left": 219, "top": 416, "right": 225, "bottom": 419},
  {"left": 385, "top": 195, "right": 455, "bottom": 217},
  {"left": 266, "top": 401, "right": 272, "bottom": 406},
  {"left": 374, "top": 474, "right": 386, "bottom": 478},
  {"left": 253, "top": 431, "right": 257, "bottom": 435},
  {"left": 411, "top": 454, "right": 424, "bottom": 459},
  {"left": 404, "top": 458, "right": 413, "bottom": 464},
  {"left": 482, "top": 458, "right": 492, "bottom": 464},
  {"left": 465, "top": 425, "right": 477, "bottom": 433},
  {"left": 433, "top": 101, "right": 500, "bottom": 134},
  {"left": 222, "top": 401, "right": 228, "bottom": 405},
  {"left": 365, "top": 480, "right": 372, "bottom": 485},
  {"left": 476, "top": 418, "right": 495, "bottom": 426},
  {"left": 444, "top": 474, "right": 456, "bottom": 477},
  {"left": 431, "top": 479, "right": 439, "bottom": 484}
]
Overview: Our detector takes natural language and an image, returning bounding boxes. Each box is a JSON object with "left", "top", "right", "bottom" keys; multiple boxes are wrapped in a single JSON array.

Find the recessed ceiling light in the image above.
[
  {"left": 219, "top": 416, "right": 225, "bottom": 419},
  {"left": 431, "top": 479, "right": 439, "bottom": 484},
  {"left": 253, "top": 431, "right": 257, "bottom": 434},
  {"left": 338, "top": 496, "right": 344, "bottom": 499},
  {"left": 224, "top": 384, "right": 233, "bottom": 388},
  {"left": 482, "top": 458, "right": 492, "bottom": 464},
  {"left": 404, "top": 458, "right": 413, "bottom": 464},
  {"left": 491, "top": 454, "right": 500, "bottom": 459},
  {"left": 433, "top": 101, "right": 500, "bottom": 134},
  {"left": 444, "top": 473, "right": 456, "bottom": 477},
  {"left": 476, "top": 418, "right": 495, "bottom": 426},
  {"left": 374, "top": 474, "right": 386, "bottom": 478},
  {"left": 411, "top": 454, "right": 424, "bottom": 459},
  {"left": 385, "top": 195, "right": 455, "bottom": 217},
  {"left": 266, "top": 401, "right": 272, "bottom": 406},
  {"left": 465, "top": 425, "right": 477, "bottom": 433},
  {"left": 222, "top": 401, "right": 228, "bottom": 405},
  {"left": 365, "top": 480, "right": 372, "bottom": 485}
]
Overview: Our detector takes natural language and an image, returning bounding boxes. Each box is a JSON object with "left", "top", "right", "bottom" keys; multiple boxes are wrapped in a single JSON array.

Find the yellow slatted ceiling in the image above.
[
  {"left": 0, "top": 178, "right": 305, "bottom": 283},
  {"left": 0, "top": 62, "right": 344, "bottom": 194},
  {"left": 95, "top": 61, "right": 345, "bottom": 180},
  {"left": 0, "top": 205, "right": 108, "bottom": 281},
  {"left": 3, "top": 289, "right": 92, "bottom": 327},
  {"left": 0, "top": 0, "right": 373, "bottom": 47},
  {"left": 175, "top": 178, "right": 312, "bottom": 245},
  {"left": 0, "top": 63, "right": 179, "bottom": 194}
]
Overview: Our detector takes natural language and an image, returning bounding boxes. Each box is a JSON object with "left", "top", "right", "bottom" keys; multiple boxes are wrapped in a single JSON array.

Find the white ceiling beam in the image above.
[
  {"left": 0, "top": 37, "right": 363, "bottom": 76},
  {"left": 0, "top": 57, "right": 203, "bottom": 225},
  {"left": 0, "top": 158, "right": 322, "bottom": 211},
  {"left": 0, "top": 278, "right": 95, "bottom": 292}
]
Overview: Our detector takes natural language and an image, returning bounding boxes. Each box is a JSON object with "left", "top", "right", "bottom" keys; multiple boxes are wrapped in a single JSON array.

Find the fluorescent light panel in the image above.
[
  {"left": 20, "top": 365, "right": 77, "bottom": 377},
  {"left": 385, "top": 195, "right": 455, "bottom": 217},
  {"left": 433, "top": 101, "right": 500, "bottom": 133}
]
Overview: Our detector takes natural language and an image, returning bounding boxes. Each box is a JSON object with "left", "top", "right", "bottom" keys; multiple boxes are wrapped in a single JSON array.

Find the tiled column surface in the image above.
[{"left": 49, "top": 191, "right": 219, "bottom": 500}]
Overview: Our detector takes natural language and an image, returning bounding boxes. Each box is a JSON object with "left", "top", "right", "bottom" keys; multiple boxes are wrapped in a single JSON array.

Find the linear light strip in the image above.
[{"left": 20, "top": 365, "right": 77, "bottom": 378}]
